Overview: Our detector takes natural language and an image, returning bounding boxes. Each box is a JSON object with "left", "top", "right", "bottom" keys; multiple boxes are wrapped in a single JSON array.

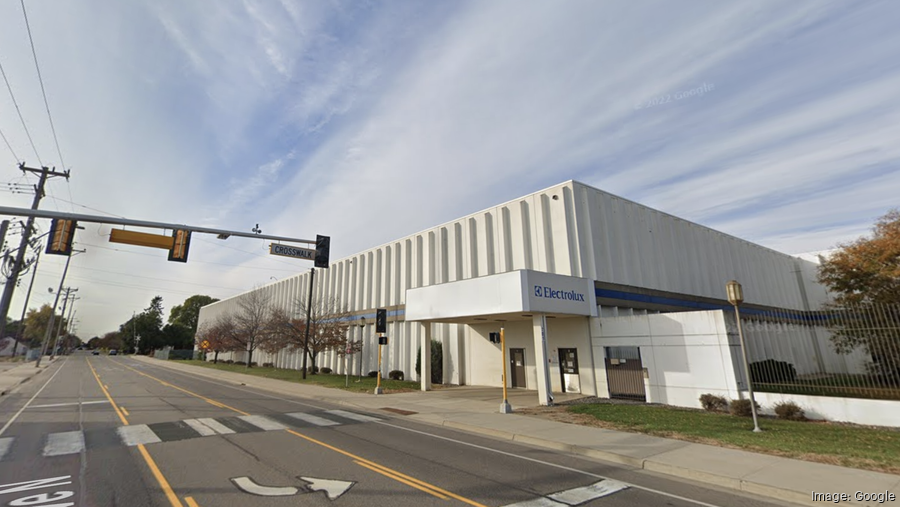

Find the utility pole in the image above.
[
  {"left": 51, "top": 287, "right": 77, "bottom": 358},
  {"left": 11, "top": 247, "right": 39, "bottom": 357},
  {"left": 36, "top": 248, "right": 83, "bottom": 367},
  {"left": 0, "top": 163, "right": 69, "bottom": 342}
]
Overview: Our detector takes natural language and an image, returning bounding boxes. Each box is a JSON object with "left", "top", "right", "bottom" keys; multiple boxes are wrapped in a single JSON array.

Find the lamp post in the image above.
[
  {"left": 726, "top": 280, "right": 762, "bottom": 432},
  {"left": 500, "top": 326, "right": 512, "bottom": 414},
  {"left": 357, "top": 317, "right": 365, "bottom": 381}
]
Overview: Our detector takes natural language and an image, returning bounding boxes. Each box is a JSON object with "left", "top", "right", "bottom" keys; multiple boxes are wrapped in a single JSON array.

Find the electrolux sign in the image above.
[{"left": 534, "top": 285, "right": 586, "bottom": 302}]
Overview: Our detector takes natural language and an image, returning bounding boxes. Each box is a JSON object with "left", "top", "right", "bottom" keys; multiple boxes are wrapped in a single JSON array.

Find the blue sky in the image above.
[{"left": 1, "top": 0, "right": 897, "bottom": 339}]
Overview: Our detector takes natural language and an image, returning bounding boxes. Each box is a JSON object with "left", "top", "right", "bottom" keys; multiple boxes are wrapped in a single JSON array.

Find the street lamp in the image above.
[
  {"left": 357, "top": 317, "right": 366, "bottom": 381},
  {"left": 726, "top": 280, "right": 762, "bottom": 432}
]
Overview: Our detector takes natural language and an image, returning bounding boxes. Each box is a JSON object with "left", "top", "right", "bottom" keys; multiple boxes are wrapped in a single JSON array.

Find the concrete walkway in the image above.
[
  {"left": 55, "top": 357, "right": 900, "bottom": 506},
  {"left": 0, "top": 358, "right": 58, "bottom": 396}
]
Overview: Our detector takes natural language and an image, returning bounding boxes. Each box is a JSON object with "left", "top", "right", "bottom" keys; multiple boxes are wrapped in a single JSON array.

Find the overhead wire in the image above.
[
  {"left": 19, "top": 0, "right": 64, "bottom": 172},
  {"left": 0, "top": 126, "right": 20, "bottom": 162},
  {"left": 0, "top": 54, "right": 42, "bottom": 166}
]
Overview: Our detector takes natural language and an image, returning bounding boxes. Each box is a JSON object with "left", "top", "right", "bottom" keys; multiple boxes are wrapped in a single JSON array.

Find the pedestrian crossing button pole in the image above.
[
  {"left": 499, "top": 327, "right": 512, "bottom": 414},
  {"left": 375, "top": 308, "right": 387, "bottom": 395}
]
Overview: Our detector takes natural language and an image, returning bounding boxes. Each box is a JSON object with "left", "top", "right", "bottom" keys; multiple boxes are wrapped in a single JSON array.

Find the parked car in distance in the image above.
[
  {"left": 92, "top": 350, "right": 99, "bottom": 355},
  {"left": 109, "top": 349, "right": 118, "bottom": 355}
]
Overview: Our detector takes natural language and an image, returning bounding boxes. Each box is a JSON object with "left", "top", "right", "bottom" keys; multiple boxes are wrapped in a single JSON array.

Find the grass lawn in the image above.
[
  {"left": 178, "top": 359, "right": 423, "bottom": 394},
  {"left": 566, "top": 403, "right": 900, "bottom": 474}
]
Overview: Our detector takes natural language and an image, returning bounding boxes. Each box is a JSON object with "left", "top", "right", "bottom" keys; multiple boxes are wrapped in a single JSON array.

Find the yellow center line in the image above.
[
  {"left": 354, "top": 460, "right": 448, "bottom": 499},
  {"left": 121, "top": 407, "right": 130, "bottom": 416},
  {"left": 117, "top": 361, "right": 249, "bottom": 415},
  {"left": 119, "top": 358, "right": 486, "bottom": 507},
  {"left": 184, "top": 497, "right": 201, "bottom": 507},
  {"left": 88, "top": 358, "right": 185, "bottom": 507}
]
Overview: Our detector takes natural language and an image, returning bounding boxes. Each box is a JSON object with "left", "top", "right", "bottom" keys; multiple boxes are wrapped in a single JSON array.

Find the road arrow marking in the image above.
[
  {"left": 231, "top": 477, "right": 298, "bottom": 497},
  {"left": 300, "top": 477, "right": 355, "bottom": 500}
]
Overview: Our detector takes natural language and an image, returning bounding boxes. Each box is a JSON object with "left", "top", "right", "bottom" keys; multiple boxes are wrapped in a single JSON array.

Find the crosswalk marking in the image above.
[
  {"left": 0, "top": 409, "right": 380, "bottom": 459},
  {"left": 43, "top": 431, "right": 85, "bottom": 457},
  {"left": 183, "top": 419, "right": 217, "bottom": 437},
  {"left": 286, "top": 412, "right": 340, "bottom": 427},
  {"left": 547, "top": 480, "right": 629, "bottom": 504},
  {"left": 503, "top": 498, "right": 566, "bottom": 507},
  {"left": 239, "top": 415, "right": 286, "bottom": 431},
  {"left": 0, "top": 437, "right": 12, "bottom": 461},
  {"left": 196, "top": 418, "right": 235, "bottom": 435},
  {"left": 326, "top": 409, "right": 381, "bottom": 423},
  {"left": 117, "top": 425, "right": 162, "bottom": 446}
]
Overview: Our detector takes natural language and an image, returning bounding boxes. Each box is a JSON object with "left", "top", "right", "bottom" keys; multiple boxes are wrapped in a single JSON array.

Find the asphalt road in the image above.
[{"left": 0, "top": 353, "right": 801, "bottom": 507}]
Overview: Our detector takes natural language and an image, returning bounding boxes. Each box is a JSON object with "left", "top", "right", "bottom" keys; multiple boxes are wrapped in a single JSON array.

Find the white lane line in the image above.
[
  {"left": 0, "top": 358, "right": 67, "bottom": 437},
  {"left": 0, "top": 437, "right": 13, "bottom": 461},
  {"left": 183, "top": 419, "right": 217, "bottom": 437},
  {"left": 30, "top": 400, "right": 110, "bottom": 409},
  {"left": 239, "top": 415, "right": 287, "bottom": 431},
  {"left": 117, "top": 425, "right": 161, "bottom": 446},
  {"left": 43, "top": 431, "right": 85, "bottom": 457},
  {"left": 196, "top": 418, "right": 235, "bottom": 435},
  {"left": 286, "top": 412, "right": 340, "bottom": 427},
  {"left": 548, "top": 479, "right": 630, "bottom": 504},
  {"left": 374, "top": 421, "right": 727, "bottom": 507},
  {"left": 325, "top": 409, "right": 380, "bottom": 423}
]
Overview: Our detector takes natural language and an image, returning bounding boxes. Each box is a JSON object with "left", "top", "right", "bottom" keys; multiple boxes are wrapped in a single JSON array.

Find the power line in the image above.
[
  {"left": 0, "top": 126, "right": 20, "bottom": 162},
  {"left": 20, "top": 0, "right": 65, "bottom": 172},
  {"left": 47, "top": 196, "right": 125, "bottom": 218},
  {"left": 0, "top": 57, "right": 42, "bottom": 166}
]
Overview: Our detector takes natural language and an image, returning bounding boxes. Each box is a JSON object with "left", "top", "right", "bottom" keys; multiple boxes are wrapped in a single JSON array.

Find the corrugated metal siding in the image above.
[{"left": 198, "top": 180, "right": 823, "bottom": 377}]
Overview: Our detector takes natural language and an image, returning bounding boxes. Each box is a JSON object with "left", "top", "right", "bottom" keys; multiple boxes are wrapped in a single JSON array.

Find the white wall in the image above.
[
  {"left": 755, "top": 392, "right": 899, "bottom": 427},
  {"left": 592, "top": 310, "right": 742, "bottom": 408}
]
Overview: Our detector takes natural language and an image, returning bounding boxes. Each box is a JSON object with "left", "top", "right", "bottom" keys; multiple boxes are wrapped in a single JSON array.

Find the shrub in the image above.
[
  {"left": 320, "top": 367, "right": 332, "bottom": 374},
  {"left": 699, "top": 394, "right": 728, "bottom": 412},
  {"left": 388, "top": 370, "right": 404, "bottom": 381},
  {"left": 250, "top": 361, "right": 258, "bottom": 367},
  {"left": 774, "top": 401, "right": 806, "bottom": 421},
  {"left": 415, "top": 339, "right": 443, "bottom": 384},
  {"left": 262, "top": 362, "right": 274, "bottom": 368},
  {"left": 367, "top": 370, "right": 379, "bottom": 378},
  {"left": 224, "top": 359, "right": 234, "bottom": 364},
  {"left": 729, "top": 398, "right": 761, "bottom": 417},
  {"left": 749, "top": 359, "right": 797, "bottom": 384},
  {"left": 307, "top": 366, "right": 319, "bottom": 374}
]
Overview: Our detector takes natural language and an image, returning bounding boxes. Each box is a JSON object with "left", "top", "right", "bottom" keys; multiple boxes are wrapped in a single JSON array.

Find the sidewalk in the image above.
[
  {"left": 0, "top": 358, "right": 57, "bottom": 396},
  {"left": 135, "top": 357, "right": 899, "bottom": 506}
]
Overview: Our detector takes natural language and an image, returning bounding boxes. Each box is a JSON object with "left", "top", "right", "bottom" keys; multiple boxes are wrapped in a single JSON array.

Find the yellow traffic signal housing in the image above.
[
  {"left": 46, "top": 219, "right": 76, "bottom": 256},
  {"left": 168, "top": 229, "right": 191, "bottom": 262}
]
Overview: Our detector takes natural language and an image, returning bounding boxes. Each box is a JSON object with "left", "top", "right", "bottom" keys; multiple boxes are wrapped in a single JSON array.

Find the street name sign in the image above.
[{"left": 270, "top": 243, "right": 316, "bottom": 260}]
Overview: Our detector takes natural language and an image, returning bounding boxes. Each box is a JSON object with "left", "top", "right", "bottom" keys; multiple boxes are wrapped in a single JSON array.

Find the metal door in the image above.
[
  {"left": 604, "top": 346, "right": 646, "bottom": 401},
  {"left": 510, "top": 348, "right": 526, "bottom": 388},
  {"left": 558, "top": 348, "right": 581, "bottom": 393}
]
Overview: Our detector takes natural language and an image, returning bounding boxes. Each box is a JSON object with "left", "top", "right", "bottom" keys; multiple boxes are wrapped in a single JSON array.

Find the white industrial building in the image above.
[{"left": 198, "top": 180, "right": 835, "bottom": 411}]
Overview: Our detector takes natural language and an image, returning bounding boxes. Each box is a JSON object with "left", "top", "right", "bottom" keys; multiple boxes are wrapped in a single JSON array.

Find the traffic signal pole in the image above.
[{"left": 0, "top": 164, "right": 68, "bottom": 343}]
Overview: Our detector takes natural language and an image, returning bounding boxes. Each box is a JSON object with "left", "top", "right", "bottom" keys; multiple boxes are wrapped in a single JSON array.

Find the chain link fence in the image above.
[{"left": 740, "top": 303, "right": 900, "bottom": 400}]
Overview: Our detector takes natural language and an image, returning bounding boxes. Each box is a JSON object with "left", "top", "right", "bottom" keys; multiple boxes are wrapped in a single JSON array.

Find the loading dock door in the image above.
[
  {"left": 604, "top": 346, "right": 646, "bottom": 401},
  {"left": 510, "top": 348, "right": 526, "bottom": 388}
]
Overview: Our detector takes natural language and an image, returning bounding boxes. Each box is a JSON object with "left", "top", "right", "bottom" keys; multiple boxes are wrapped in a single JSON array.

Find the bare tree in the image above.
[
  {"left": 228, "top": 289, "right": 275, "bottom": 368},
  {"left": 196, "top": 315, "right": 237, "bottom": 364},
  {"left": 265, "top": 295, "right": 353, "bottom": 374}
]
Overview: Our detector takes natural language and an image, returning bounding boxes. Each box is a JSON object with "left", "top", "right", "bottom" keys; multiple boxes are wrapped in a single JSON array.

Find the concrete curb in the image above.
[{"left": 129, "top": 357, "right": 897, "bottom": 507}]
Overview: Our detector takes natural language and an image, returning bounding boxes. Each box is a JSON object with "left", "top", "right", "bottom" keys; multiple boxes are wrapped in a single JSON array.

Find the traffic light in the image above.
[
  {"left": 376, "top": 308, "right": 387, "bottom": 333},
  {"left": 314, "top": 234, "right": 330, "bottom": 268},
  {"left": 46, "top": 219, "right": 76, "bottom": 256},
  {"left": 168, "top": 229, "right": 192, "bottom": 262}
]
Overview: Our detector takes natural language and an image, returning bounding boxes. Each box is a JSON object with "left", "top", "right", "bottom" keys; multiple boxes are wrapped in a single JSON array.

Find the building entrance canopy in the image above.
[{"left": 405, "top": 270, "right": 598, "bottom": 323}]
